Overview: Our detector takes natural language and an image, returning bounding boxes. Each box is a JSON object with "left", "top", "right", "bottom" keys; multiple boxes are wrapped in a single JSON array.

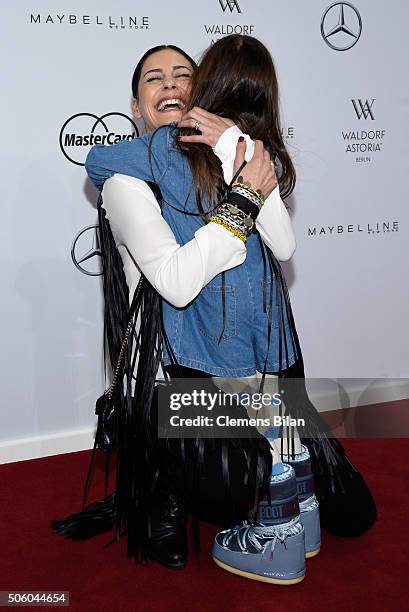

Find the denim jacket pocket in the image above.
[{"left": 193, "top": 284, "right": 237, "bottom": 344}]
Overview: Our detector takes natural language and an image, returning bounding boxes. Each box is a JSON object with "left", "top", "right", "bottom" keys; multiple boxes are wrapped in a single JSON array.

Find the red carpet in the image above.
[{"left": 1, "top": 438, "right": 408, "bottom": 611}]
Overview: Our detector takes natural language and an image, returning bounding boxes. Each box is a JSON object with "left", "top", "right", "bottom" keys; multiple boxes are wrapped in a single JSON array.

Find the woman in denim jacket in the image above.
[{"left": 52, "top": 36, "right": 376, "bottom": 584}]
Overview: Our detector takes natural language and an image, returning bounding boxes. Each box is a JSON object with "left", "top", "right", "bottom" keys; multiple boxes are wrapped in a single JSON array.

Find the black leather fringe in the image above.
[
  {"left": 50, "top": 188, "right": 376, "bottom": 551},
  {"left": 50, "top": 492, "right": 116, "bottom": 541},
  {"left": 50, "top": 187, "right": 272, "bottom": 559},
  {"left": 258, "top": 240, "right": 355, "bottom": 487}
]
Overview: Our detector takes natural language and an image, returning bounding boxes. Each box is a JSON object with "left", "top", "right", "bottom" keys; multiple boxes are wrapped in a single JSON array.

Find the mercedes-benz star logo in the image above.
[
  {"left": 71, "top": 224, "right": 103, "bottom": 276},
  {"left": 321, "top": 2, "right": 362, "bottom": 51}
]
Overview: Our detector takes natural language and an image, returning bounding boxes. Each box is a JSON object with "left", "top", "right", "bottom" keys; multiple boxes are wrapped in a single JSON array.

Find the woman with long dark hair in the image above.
[
  {"left": 52, "top": 41, "right": 292, "bottom": 572},
  {"left": 52, "top": 37, "right": 376, "bottom": 585}
]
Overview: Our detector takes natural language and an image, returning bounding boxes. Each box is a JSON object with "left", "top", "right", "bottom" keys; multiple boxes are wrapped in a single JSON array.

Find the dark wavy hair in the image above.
[{"left": 178, "top": 34, "right": 296, "bottom": 213}]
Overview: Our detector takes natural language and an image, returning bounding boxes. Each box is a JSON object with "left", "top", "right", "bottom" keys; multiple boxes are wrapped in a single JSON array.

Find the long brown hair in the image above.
[{"left": 178, "top": 35, "right": 296, "bottom": 214}]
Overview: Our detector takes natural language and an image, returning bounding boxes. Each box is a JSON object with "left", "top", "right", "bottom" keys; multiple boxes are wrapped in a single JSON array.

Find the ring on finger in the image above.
[{"left": 194, "top": 120, "right": 201, "bottom": 132}]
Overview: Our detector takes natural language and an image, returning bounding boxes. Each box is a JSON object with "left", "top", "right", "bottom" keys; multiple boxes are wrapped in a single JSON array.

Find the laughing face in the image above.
[{"left": 132, "top": 48, "right": 194, "bottom": 132}]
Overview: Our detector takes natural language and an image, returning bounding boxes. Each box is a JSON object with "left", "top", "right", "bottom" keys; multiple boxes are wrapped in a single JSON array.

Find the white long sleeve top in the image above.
[{"left": 101, "top": 125, "right": 296, "bottom": 308}]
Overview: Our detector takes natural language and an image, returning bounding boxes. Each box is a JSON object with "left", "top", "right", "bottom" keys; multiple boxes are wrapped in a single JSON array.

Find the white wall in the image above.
[{"left": 1, "top": 1, "right": 408, "bottom": 462}]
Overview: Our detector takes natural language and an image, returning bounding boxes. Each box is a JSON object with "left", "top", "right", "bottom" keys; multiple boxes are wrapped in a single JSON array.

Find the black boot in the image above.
[{"left": 145, "top": 488, "right": 187, "bottom": 569}]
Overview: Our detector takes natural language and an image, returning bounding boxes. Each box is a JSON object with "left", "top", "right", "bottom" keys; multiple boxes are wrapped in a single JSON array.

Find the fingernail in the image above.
[
  {"left": 238, "top": 136, "right": 244, "bottom": 142},
  {"left": 176, "top": 136, "right": 181, "bottom": 141}
]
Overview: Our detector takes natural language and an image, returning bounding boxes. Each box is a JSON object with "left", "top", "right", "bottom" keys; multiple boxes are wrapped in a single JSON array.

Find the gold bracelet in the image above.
[
  {"left": 231, "top": 181, "right": 265, "bottom": 202},
  {"left": 209, "top": 215, "right": 247, "bottom": 242}
]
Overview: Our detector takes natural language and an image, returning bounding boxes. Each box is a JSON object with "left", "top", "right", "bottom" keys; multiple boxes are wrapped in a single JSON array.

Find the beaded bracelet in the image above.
[
  {"left": 230, "top": 185, "right": 264, "bottom": 211},
  {"left": 231, "top": 177, "right": 266, "bottom": 203},
  {"left": 209, "top": 215, "right": 247, "bottom": 242},
  {"left": 217, "top": 203, "right": 254, "bottom": 233},
  {"left": 218, "top": 202, "right": 248, "bottom": 223},
  {"left": 226, "top": 192, "right": 260, "bottom": 219},
  {"left": 232, "top": 176, "right": 266, "bottom": 202},
  {"left": 216, "top": 210, "right": 249, "bottom": 235}
]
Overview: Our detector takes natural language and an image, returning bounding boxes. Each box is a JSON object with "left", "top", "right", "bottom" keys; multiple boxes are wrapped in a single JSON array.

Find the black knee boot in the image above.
[{"left": 145, "top": 486, "right": 187, "bottom": 569}]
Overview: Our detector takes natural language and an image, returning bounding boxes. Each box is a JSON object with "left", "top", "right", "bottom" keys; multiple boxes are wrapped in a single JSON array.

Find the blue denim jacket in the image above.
[{"left": 85, "top": 125, "right": 296, "bottom": 376}]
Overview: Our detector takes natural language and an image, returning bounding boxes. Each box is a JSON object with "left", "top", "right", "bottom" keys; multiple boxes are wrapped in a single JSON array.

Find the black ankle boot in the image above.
[{"left": 145, "top": 489, "right": 187, "bottom": 569}]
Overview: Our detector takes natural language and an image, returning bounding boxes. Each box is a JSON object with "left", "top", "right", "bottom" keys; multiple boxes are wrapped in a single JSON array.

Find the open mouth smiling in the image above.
[{"left": 156, "top": 98, "right": 186, "bottom": 112}]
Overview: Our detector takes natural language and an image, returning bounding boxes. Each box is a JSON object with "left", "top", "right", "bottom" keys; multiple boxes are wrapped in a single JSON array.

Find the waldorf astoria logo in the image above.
[
  {"left": 29, "top": 13, "right": 149, "bottom": 29},
  {"left": 219, "top": 0, "right": 242, "bottom": 12},
  {"left": 341, "top": 99, "right": 386, "bottom": 163},
  {"left": 351, "top": 99, "right": 375, "bottom": 120},
  {"left": 204, "top": 23, "right": 254, "bottom": 39},
  {"left": 60, "top": 112, "right": 138, "bottom": 166},
  {"left": 205, "top": 0, "right": 253, "bottom": 43}
]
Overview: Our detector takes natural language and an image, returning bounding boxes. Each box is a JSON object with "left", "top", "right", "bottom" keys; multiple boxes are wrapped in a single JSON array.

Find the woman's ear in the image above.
[{"left": 131, "top": 98, "right": 142, "bottom": 119}]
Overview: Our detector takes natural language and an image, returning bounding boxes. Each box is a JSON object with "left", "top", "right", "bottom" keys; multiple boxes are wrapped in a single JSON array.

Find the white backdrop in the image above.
[{"left": 1, "top": 1, "right": 408, "bottom": 460}]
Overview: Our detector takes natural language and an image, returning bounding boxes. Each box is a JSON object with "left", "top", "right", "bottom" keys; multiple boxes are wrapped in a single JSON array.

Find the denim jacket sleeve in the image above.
[{"left": 84, "top": 126, "right": 169, "bottom": 190}]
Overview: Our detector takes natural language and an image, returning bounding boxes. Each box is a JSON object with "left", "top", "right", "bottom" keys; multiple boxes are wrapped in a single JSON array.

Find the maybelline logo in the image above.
[
  {"left": 206, "top": 0, "right": 252, "bottom": 42},
  {"left": 60, "top": 112, "right": 138, "bottom": 166},
  {"left": 341, "top": 99, "right": 385, "bottom": 162},
  {"left": 308, "top": 221, "right": 399, "bottom": 237},
  {"left": 321, "top": 2, "right": 362, "bottom": 51},
  {"left": 282, "top": 127, "right": 295, "bottom": 140},
  {"left": 30, "top": 14, "right": 149, "bottom": 29},
  {"left": 71, "top": 225, "right": 102, "bottom": 276},
  {"left": 219, "top": 0, "right": 241, "bottom": 13}
]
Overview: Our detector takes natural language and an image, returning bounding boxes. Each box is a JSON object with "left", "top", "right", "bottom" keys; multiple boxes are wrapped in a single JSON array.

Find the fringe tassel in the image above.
[{"left": 50, "top": 492, "right": 116, "bottom": 541}]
